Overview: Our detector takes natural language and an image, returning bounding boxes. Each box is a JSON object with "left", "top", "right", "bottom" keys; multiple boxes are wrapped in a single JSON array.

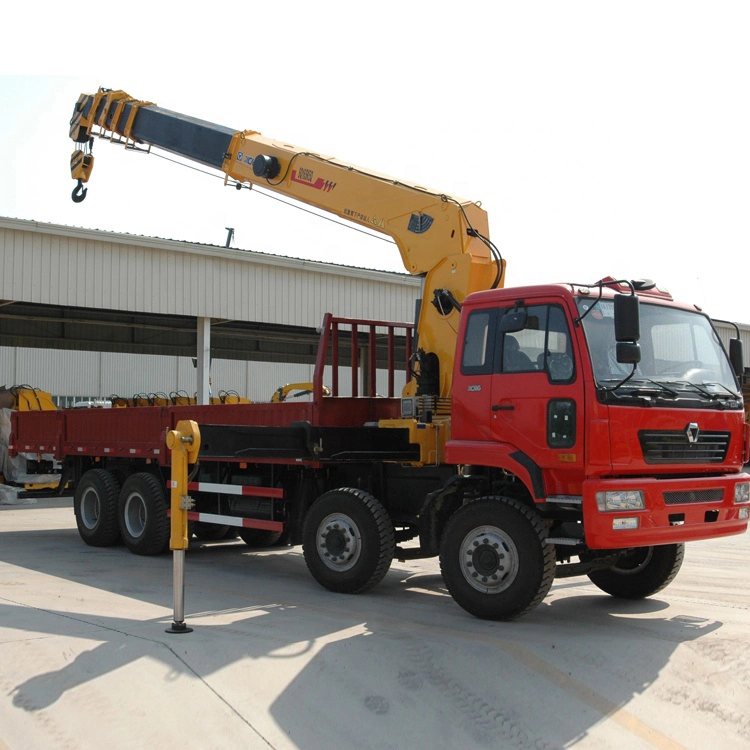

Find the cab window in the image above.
[
  {"left": 499, "top": 305, "right": 574, "bottom": 382},
  {"left": 461, "top": 310, "right": 496, "bottom": 375}
]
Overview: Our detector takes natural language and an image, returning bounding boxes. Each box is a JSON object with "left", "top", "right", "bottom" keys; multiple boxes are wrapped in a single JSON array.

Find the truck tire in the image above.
[
  {"left": 587, "top": 544, "right": 685, "bottom": 599},
  {"left": 74, "top": 469, "right": 121, "bottom": 547},
  {"left": 118, "top": 472, "right": 170, "bottom": 556},
  {"left": 439, "top": 497, "right": 556, "bottom": 620},
  {"left": 238, "top": 528, "right": 283, "bottom": 548},
  {"left": 303, "top": 488, "right": 395, "bottom": 594}
]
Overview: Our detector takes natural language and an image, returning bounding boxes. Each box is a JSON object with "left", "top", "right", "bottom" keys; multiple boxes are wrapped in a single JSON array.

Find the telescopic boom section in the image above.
[{"left": 70, "top": 88, "right": 505, "bottom": 400}]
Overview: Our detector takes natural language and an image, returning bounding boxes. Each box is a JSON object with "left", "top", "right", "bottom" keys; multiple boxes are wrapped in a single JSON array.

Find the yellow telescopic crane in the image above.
[{"left": 70, "top": 88, "right": 505, "bottom": 402}]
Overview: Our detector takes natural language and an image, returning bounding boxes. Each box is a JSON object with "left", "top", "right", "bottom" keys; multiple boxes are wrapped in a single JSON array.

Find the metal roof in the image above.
[{"left": 0, "top": 216, "right": 421, "bottom": 327}]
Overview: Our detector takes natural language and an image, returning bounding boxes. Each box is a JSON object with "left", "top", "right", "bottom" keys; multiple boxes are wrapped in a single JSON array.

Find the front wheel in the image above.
[
  {"left": 439, "top": 497, "right": 556, "bottom": 620},
  {"left": 118, "top": 472, "right": 170, "bottom": 556},
  {"left": 587, "top": 544, "right": 685, "bottom": 599},
  {"left": 302, "top": 488, "right": 395, "bottom": 594}
]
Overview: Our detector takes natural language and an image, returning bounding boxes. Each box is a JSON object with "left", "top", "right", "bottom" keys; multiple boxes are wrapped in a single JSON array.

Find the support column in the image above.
[
  {"left": 165, "top": 420, "right": 200, "bottom": 635},
  {"left": 196, "top": 317, "right": 211, "bottom": 405}
]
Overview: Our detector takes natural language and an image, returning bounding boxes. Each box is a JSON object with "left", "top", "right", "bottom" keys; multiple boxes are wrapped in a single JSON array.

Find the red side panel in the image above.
[
  {"left": 9, "top": 410, "right": 63, "bottom": 457},
  {"left": 64, "top": 407, "right": 167, "bottom": 461},
  {"left": 11, "top": 397, "right": 403, "bottom": 464}
]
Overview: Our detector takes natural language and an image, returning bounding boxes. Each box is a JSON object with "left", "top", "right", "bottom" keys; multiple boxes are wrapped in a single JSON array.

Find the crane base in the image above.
[{"left": 165, "top": 622, "right": 193, "bottom": 634}]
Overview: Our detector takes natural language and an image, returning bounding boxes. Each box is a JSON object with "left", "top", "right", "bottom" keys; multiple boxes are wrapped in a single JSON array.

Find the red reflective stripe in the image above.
[
  {"left": 188, "top": 481, "right": 283, "bottom": 498},
  {"left": 170, "top": 509, "right": 283, "bottom": 532}
]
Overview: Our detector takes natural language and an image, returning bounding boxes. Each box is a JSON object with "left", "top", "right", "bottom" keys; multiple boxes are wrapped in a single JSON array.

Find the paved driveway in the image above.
[{"left": 1, "top": 498, "right": 749, "bottom": 749}]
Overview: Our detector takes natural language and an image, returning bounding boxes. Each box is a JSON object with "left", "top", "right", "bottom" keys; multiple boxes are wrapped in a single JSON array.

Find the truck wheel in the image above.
[
  {"left": 303, "top": 488, "right": 395, "bottom": 594},
  {"left": 439, "top": 497, "right": 556, "bottom": 620},
  {"left": 587, "top": 544, "right": 685, "bottom": 599},
  {"left": 74, "top": 469, "right": 121, "bottom": 547},
  {"left": 238, "top": 528, "right": 283, "bottom": 548},
  {"left": 118, "top": 472, "right": 170, "bottom": 556}
]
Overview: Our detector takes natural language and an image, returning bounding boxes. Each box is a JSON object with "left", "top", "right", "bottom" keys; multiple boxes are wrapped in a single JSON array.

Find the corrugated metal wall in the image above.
[
  {"left": 0, "top": 218, "right": 421, "bottom": 326},
  {"left": 0, "top": 217, "right": 420, "bottom": 403}
]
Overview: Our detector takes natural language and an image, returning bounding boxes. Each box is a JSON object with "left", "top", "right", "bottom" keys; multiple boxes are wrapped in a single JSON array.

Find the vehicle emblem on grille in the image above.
[{"left": 686, "top": 422, "right": 700, "bottom": 443}]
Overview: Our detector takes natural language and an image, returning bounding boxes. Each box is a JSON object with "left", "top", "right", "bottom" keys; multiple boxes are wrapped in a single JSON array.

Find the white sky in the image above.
[{"left": 2, "top": 2, "right": 749, "bottom": 324}]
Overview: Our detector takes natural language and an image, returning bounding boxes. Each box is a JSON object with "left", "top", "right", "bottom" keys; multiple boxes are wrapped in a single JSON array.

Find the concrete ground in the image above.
[{"left": 1, "top": 497, "right": 749, "bottom": 750}]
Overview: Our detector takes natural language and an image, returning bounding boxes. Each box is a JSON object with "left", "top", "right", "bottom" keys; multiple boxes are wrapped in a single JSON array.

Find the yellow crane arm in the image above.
[{"left": 69, "top": 88, "right": 505, "bottom": 400}]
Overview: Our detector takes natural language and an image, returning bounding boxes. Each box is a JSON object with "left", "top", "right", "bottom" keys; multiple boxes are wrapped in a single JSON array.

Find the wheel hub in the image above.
[
  {"left": 317, "top": 513, "right": 362, "bottom": 572},
  {"left": 473, "top": 545, "right": 501, "bottom": 576},
  {"left": 124, "top": 492, "right": 147, "bottom": 538},
  {"left": 80, "top": 488, "right": 100, "bottom": 529},
  {"left": 460, "top": 525, "right": 519, "bottom": 594}
]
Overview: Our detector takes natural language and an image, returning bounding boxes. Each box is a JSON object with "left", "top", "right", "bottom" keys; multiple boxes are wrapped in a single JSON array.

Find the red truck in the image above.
[{"left": 10, "top": 89, "right": 749, "bottom": 621}]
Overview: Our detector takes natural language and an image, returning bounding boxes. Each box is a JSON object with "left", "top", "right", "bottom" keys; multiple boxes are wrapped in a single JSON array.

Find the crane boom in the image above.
[{"left": 69, "top": 88, "right": 505, "bottom": 400}]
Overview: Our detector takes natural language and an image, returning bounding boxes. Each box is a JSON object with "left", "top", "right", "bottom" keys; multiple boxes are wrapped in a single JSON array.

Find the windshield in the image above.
[{"left": 577, "top": 298, "right": 739, "bottom": 394}]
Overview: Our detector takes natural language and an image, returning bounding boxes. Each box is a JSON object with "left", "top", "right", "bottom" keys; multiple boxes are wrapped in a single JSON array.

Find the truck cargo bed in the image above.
[
  {"left": 11, "top": 397, "right": 404, "bottom": 464},
  {"left": 10, "top": 313, "right": 414, "bottom": 466}
]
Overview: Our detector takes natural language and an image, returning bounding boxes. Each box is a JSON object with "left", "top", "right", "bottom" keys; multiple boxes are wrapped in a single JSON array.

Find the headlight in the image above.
[
  {"left": 735, "top": 482, "right": 750, "bottom": 504},
  {"left": 596, "top": 490, "right": 645, "bottom": 512}
]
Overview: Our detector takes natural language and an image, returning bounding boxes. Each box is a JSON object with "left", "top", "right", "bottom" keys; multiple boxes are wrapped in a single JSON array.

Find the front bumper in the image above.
[{"left": 583, "top": 472, "right": 750, "bottom": 549}]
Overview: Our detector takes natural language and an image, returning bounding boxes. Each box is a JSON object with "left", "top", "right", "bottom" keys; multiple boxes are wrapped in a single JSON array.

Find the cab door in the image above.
[
  {"left": 451, "top": 305, "right": 499, "bottom": 442},
  {"left": 488, "top": 302, "right": 584, "bottom": 470}
]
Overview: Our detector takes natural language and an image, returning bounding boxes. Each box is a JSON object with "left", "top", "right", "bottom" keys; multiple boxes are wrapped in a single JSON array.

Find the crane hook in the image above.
[{"left": 71, "top": 180, "right": 87, "bottom": 203}]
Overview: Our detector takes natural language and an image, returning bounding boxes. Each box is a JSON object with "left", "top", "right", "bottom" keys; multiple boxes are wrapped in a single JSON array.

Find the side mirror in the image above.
[
  {"left": 729, "top": 338, "right": 744, "bottom": 377},
  {"left": 616, "top": 341, "right": 641, "bottom": 365},
  {"left": 614, "top": 294, "right": 640, "bottom": 342}
]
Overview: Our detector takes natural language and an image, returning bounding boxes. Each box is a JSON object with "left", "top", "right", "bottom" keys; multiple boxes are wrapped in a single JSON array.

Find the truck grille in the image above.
[
  {"left": 638, "top": 430, "right": 730, "bottom": 465},
  {"left": 663, "top": 489, "right": 724, "bottom": 505}
]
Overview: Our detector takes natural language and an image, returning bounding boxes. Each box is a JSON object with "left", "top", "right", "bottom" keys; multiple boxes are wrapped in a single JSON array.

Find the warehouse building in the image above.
[{"left": 0, "top": 217, "right": 422, "bottom": 406}]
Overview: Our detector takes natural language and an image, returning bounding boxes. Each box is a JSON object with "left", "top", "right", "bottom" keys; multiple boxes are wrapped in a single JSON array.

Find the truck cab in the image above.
[{"left": 448, "top": 279, "right": 749, "bottom": 552}]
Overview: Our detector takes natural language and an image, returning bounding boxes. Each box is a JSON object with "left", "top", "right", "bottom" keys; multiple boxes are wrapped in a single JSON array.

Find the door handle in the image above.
[{"left": 492, "top": 404, "right": 515, "bottom": 411}]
